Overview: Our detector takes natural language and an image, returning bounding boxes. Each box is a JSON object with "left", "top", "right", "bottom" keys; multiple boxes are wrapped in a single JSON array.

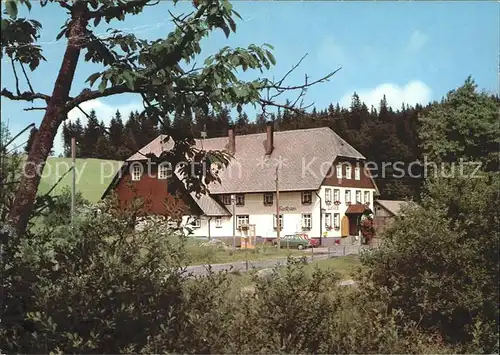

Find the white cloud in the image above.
[
  {"left": 406, "top": 30, "right": 427, "bottom": 53},
  {"left": 53, "top": 99, "right": 143, "bottom": 155},
  {"left": 317, "top": 35, "right": 347, "bottom": 67},
  {"left": 339, "top": 80, "right": 432, "bottom": 109}
]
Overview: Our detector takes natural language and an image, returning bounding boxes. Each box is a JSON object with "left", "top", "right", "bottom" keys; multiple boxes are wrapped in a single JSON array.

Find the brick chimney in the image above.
[
  {"left": 265, "top": 121, "right": 274, "bottom": 155},
  {"left": 228, "top": 125, "right": 235, "bottom": 154}
]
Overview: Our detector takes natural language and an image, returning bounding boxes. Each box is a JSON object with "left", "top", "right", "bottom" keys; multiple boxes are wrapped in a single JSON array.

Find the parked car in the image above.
[{"left": 273, "top": 234, "right": 313, "bottom": 250}]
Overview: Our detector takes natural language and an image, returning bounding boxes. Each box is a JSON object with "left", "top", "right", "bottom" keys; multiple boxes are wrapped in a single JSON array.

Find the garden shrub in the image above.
[{"left": 359, "top": 173, "right": 500, "bottom": 353}]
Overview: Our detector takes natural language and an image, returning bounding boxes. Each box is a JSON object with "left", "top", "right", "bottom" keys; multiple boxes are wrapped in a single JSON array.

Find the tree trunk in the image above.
[{"left": 8, "top": 4, "right": 89, "bottom": 236}]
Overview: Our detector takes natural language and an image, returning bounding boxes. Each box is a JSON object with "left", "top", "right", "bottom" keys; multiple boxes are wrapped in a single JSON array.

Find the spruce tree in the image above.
[
  {"left": 24, "top": 128, "right": 38, "bottom": 154},
  {"left": 81, "top": 110, "right": 100, "bottom": 158},
  {"left": 109, "top": 110, "right": 125, "bottom": 158}
]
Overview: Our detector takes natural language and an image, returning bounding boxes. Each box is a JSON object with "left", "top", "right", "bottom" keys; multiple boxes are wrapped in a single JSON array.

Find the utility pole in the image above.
[
  {"left": 276, "top": 166, "right": 280, "bottom": 249},
  {"left": 232, "top": 194, "right": 236, "bottom": 248},
  {"left": 71, "top": 137, "right": 76, "bottom": 233}
]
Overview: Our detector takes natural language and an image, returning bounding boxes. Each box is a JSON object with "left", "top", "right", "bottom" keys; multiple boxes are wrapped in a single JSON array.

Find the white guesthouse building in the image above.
[{"left": 107, "top": 125, "right": 379, "bottom": 246}]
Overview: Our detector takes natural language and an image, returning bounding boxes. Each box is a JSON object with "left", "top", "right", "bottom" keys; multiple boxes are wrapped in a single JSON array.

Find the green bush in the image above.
[
  {"left": 1, "top": 198, "right": 452, "bottom": 354},
  {"left": 359, "top": 172, "right": 499, "bottom": 353}
]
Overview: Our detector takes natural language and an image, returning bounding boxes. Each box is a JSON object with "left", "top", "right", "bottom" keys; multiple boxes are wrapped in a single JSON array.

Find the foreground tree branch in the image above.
[
  {"left": 1, "top": 89, "right": 51, "bottom": 103},
  {"left": 2, "top": 0, "right": 338, "bottom": 238}
]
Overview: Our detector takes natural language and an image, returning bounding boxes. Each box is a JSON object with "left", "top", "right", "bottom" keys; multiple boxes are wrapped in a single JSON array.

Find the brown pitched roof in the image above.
[
  {"left": 190, "top": 192, "right": 231, "bottom": 216},
  {"left": 127, "top": 127, "right": 366, "bottom": 194}
]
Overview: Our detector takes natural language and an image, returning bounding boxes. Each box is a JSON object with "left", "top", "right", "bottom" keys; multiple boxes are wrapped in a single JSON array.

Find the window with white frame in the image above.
[
  {"left": 336, "top": 164, "right": 342, "bottom": 178},
  {"left": 215, "top": 217, "right": 222, "bottom": 228},
  {"left": 333, "top": 213, "right": 340, "bottom": 229},
  {"left": 325, "top": 188, "right": 332, "bottom": 204},
  {"left": 158, "top": 163, "right": 170, "bottom": 179},
  {"left": 345, "top": 190, "right": 351, "bottom": 203},
  {"left": 364, "top": 191, "right": 370, "bottom": 204},
  {"left": 334, "top": 189, "right": 340, "bottom": 202},
  {"left": 301, "top": 191, "right": 312, "bottom": 204},
  {"left": 264, "top": 193, "right": 274, "bottom": 206},
  {"left": 302, "top": 213, "right": 312, "bottom": 229},
  {"left": 345, "top": 165, "right": 352, "bottom": 179},
  {"left": 236, "top": 215, "right": 249, "bottom": 228},
  {"left": 356, "top": 190, "right": 362, "bottom": 203},
  {"left": 191, "top": 217, "right": 201, "bottom": 228},
  {"left": 325, "top": 213, "right": 332, "bottom": 229},
  {"left": 355, "top": 166, "right": 360, "bottom": 180},
  {"left": 236, "top": 194, "right": 245, "bottom": 206},
  {"left": 131, "top": 163, "right": 142, "bottom": 181},
  {"left": 273, "top": 214, "right": 283, "bottom": 230}
]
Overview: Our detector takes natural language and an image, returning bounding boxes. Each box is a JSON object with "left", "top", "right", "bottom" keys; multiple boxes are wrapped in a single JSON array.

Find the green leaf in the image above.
[
  {"left": 228, "top": 17, "right": 236, "bottom": 33},
  {"left": 232, "top": 9, "right": 242, "bottom": 20},
  {"left": 265, "top": 50, "right": 276, "bottom": 66},
  {"left": 222, "top": 0, "right": 232, "bottom": 12},
  {"left": 56, "top": 27, "right": 67, "bottom": 41},
  {"left": 221, "top": 23, "right": 230, "bottom": 38},
  {"left": 122, "top": 71, "right": 135, "bottom": 90},
  {"left": 98, "top": 78, "right": 108, "bottom": 93},
  {"left": 5, "top": 0, "right": 18, "bottom": 18},
  {"left": 230, "top": 56, "right": 239, "bottom": 67},
  {"left": 86, "top": 72, "right": 101, "bottom": 86},
  {"left": 28, "top": 57, "right": 39, "bottom": 71}
]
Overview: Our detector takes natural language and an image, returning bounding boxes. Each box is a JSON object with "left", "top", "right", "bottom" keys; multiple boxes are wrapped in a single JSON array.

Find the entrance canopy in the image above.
[{"left": 345, "top": 204, "right": 372, "bottom": 215}]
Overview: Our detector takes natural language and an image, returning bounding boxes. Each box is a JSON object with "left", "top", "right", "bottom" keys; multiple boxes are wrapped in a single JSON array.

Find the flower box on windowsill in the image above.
[
  {"left": 326, "top": 226, "right": 333, "bottom": 231},
  {"left": 302, "top": 227, "right": 311, "bottom": 231},
  {"left": 346, "top": 201, "right": 352, "bottom": 206},
  {"left": 238, "top": 225, "right": 249, "bottom": 231},
  {"left": 333, "top": 201, "right": 341, "bottom": 205},
  {"left": 364, "top": 202, "right": 370, "bottom": 206},
  {"left": 325, "top": 201, "right": 332, "bottom": 206},
  {"left": 334, "top": 226, "right": 340, "bottom": 231}
]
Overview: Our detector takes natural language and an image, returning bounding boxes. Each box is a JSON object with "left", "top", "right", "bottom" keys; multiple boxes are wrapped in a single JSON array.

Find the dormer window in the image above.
[
  {"left": 336, "top": 164, "right": 342, "bottom": 178},
  {"left": 264, "top": 193, "right": 274, "bottom": 206},
  {"left": 345, "top": 165, "right": 352, "bottom": 179},
  {"left": 131, "top": 163, "right": 142, "bottom": 181},
  {"left": 236, "top": 194, "right": 245, "bottom": 206},
  {"left": 221, "top": 195, "right": 231, "bottom": 205},
  {"left": 301, "top": 191, "right": 312, "bottom": 205}
]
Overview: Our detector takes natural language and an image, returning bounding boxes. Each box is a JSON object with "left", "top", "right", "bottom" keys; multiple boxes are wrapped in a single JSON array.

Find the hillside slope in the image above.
[{"left": 38, "top": 157, "right": 123, "bottom": 203}]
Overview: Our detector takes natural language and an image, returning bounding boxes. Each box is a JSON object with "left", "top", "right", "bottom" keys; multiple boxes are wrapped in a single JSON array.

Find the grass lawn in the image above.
[
  {"left": 304, "top": 254, "right": 362, "bottom": 280},
  {"left": 184, "top": 241, "right": 305, "bottom": 265},
  {"left": 38, "top": 157, "right": 123, "bottom": 202}
]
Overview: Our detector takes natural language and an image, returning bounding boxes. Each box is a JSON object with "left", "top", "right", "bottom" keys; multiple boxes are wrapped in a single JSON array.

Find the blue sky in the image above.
[{"left": 1, "top": 1, "right": 499, "bottom": 154}]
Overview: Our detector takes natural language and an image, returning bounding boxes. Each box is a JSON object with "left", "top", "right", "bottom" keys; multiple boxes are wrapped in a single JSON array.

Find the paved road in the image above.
[{"left": 184, "top": 245, "right": 372, "bottom": 277}]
